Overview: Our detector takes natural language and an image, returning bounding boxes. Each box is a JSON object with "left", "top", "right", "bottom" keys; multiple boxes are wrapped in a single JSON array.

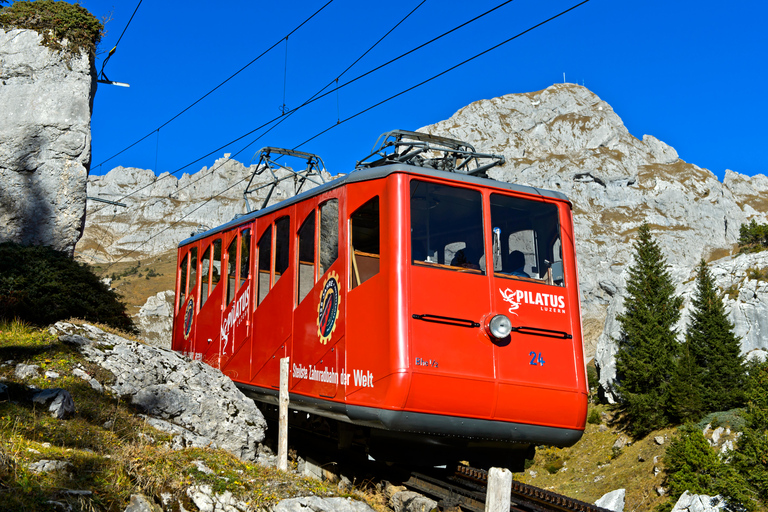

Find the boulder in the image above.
[
  {"left": 273, "top": 497, "right": 375, "bottom": 512},
  {"left": 0, "top": 28, "right": 96, "bottom": 256},
  {"left": 595, "top": 488, "right": 625, "bottom": 512},
  {"left": 670, "top": 491, "right": 726, "bottom": 512},
  {"left": 134, "top": 290, "right": 175, "bottom": 348},
  {"left": 53, "top": 321, "right": 267, "bottom": 461},
  {"left": 32, "top": 388, "right": 75, "bottom": 419}
]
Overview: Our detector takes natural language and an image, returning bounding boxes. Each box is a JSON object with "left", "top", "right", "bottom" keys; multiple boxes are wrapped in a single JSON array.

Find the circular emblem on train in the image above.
[
  {"left": 183, "top": 297, "right": 195, "bottom": 340},
  {"left": 317, "top": 271, "right": 340, "bottom": 345}
]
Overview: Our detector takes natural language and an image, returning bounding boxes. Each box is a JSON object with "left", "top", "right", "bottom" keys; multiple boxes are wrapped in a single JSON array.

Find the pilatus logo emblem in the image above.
[
  {"left": 183, "top": 297, "right": 195, "bottom": 339},
  {"left": 317, "top": 271, "right": 340, "bottom": 344}
]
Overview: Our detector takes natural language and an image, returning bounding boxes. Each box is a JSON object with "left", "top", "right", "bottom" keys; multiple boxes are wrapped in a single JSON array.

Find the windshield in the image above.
[
  {"left": 490, "top": 193, "right": 564, "bottom": 286},
  {"left": 410, "top": 180, "right": 485, "bottom": 273}
]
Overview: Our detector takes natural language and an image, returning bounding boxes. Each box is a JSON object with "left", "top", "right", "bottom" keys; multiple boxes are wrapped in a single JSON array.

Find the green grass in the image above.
[{"left": 0, "top": 319, "right": 343, "bottom": 511}]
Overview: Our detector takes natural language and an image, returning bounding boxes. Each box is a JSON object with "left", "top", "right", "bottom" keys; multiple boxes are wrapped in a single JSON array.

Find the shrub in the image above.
[
  {"left": 662, "top": 424, "right": 754, "bottom": 511},
  {"left": 0, "top": 0, "right": 103, "bottom": 56},
  {"left": 0, "top": 242, "right": 136, "bottom": 333},
  {"left": 587, "top": 408, "right": 601, "bottom": 425}
]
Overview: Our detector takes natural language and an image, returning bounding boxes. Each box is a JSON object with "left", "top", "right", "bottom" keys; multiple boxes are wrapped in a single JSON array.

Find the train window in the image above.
[
  {"left": 297, "top": 211, "right": 316, "bottom": 304},
  {"left": 211, "top": 239, "right": 223, "bottom": 290},
  {"left": 240, "top": 229, "right": 251, "bottom": 290},
  {"left": 178, "top": 254, "right": 188, "bottom": 313},
  {"left": 490, "top": 194, "right": 563, "bottom": 286},
  {"left": 200, "top": 245, "right": 211, "bottom": 306},
  {"left": 226, "top": 236, "right": 238, "bottom": 306},
  {"left": 257, "top": 226, "right": 272, "bottom": 306},
  {"left": 274, "top": 216, "right": 290, "bottom": 284},
  {"left": 350, "top": 196, "right": 380, "bottom": 289},
  {"left": 410, "top": 180, "right": 484, "bottom": 274},
  {"left": 189, "top": 247, "right": 198, "bottom": 303},
  {"left": 319, "top": 199, "right": 339, "bottom": 274}
]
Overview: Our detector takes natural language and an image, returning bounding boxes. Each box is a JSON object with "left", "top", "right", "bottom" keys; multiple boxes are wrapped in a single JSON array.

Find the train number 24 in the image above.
[{"left": 529, "top": 351, "right": 546, "bottom": 366}]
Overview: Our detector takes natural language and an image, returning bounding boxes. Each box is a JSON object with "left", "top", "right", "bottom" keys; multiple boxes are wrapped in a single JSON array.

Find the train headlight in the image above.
[{"left": 487, "top": 314, "right": 512, "bottom": 339}]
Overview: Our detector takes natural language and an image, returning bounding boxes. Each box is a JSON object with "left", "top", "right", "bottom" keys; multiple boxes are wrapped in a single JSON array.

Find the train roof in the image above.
[{"left": 178, "top": 164, "right": 572, "bottom": 248}]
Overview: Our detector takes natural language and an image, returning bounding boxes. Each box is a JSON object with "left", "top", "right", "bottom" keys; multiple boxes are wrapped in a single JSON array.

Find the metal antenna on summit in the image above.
[{"left": 243, "top": 147, "right": 326, "bottom": 213}]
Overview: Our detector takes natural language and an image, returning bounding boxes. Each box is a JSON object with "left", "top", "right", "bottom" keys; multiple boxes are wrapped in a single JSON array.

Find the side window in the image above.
[
  {"left": 350, "top": 196, "right": 380, "bottom": 290},
  {"left": 257, "top": 226, "right": 272, "bottom": 306},
  {"left": 200, "top": 245, "right": 211, "bottom": 306},
  {"left": 240, "top": 229, "right": 251, "bottom": 290},
  {"left": 189, "top": 247, "right": 198, "bottom": 302},
  {"left": 178, "top": 253, "right": 188, "bottom": 313},
  {"left": 211, "top": 239, "right": 222, "bottom": 290},
  {"left": 319, "top": 199, "right": 339, "bottom": 275},
  {"left": 226, "top": 236, "right": 238, "bottom": 306},
  {"left": 274, "top": 216, "right": 290, "bottom": 285},
  {"left": 298, "top": 211, "right": 316, "bottom": 304}
]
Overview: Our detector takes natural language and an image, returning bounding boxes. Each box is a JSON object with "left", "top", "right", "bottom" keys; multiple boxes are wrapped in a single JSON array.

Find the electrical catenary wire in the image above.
[
  {"left": 98, "top": 0, "right": 142, "bottom": 82},
  {"left": 93, "top": 0, "right": 591, "bottom": 272},
  {"left": 92, "top": 0, "right": 335, "bottom": 172},
  {"left": 91, "top": 1, "right": 428, "bottom": 270},
  {"left": 89, "top": 0, "right": 509, "bottom": 218}
]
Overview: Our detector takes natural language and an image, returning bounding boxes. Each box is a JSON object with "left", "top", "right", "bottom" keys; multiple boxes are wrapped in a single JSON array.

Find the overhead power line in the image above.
[
  {"left": 93, "top": 0, "right": 335, "bottom": 171},
  {"left": 89, "top": 0, "right": 509, "bottom": 218},
  {"left": 93, "top": 0, "right": 592, "bottom": 272},
  {"left": 98, "top": 0, "right": 142, "bottom": 86}
]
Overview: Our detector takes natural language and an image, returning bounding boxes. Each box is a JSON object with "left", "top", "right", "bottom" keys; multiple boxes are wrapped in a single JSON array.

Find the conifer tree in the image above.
[
  {"left": 614, "top": 223, "right": 683, "bottom": 438},
  {"left": 686, "top": 259, "right": 746, "bottom": 413},
  {"left": 670, "top": 338, "right": 704, "bottom": 423}
]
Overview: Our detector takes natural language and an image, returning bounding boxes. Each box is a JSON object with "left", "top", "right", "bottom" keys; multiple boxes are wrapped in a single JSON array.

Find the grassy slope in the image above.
[
  {"left": 86, "top": 250, "right": 178, "bottom": 311},
  {"left": 0, "top": 320, "right": 348, "bottom": 512}
]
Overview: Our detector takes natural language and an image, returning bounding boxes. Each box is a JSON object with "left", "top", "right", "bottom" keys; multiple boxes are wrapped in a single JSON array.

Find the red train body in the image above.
[{"left": 172, "top": 134, "right": 588, "bottom": 467}]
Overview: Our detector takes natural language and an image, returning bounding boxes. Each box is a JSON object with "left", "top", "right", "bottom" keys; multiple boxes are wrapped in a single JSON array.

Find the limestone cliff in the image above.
[
  {"left": 80, "top": 85, "right": 768, "bottom": 387},
  {"left": 0, "top": 28, "right": 96, "bottom": 256}
]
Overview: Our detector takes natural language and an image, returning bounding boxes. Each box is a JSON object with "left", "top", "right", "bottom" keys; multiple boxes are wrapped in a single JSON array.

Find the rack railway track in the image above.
[{"left": 404, "top": 465, "right": 613, "bottom": 512}]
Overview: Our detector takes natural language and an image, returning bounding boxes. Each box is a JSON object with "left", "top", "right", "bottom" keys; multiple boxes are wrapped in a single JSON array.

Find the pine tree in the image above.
[
  {"left": 686, "top": 259, "right": 746, "bottom": 413},
  {"left": 670, "top": 338, "right": 704, "bottom": 423},
  {"left": 614, "top": 223, "right": 683, "bottom": 438}
]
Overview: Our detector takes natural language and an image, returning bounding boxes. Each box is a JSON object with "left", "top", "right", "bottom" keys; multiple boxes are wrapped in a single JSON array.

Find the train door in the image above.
[
  {"left": 406, "top": 178, "right": 496, "bottom": 417},
  {"left": 220, "top": 225, "right": 253, "bottom": 380},
  {"left": 251, "top": 214, "right": 293, "bottom": 386},
  {"left": 196, "top": 236, "right": 225, "bottom": 366},
  {"left": 291, "top": 196, "right": 343, "bottom": 399},
  {"left": 487, "top": 195, "right": 580, "bottom": 425},
  {"left": 173, "top": 244, "right": 198, "bottom": 355}
]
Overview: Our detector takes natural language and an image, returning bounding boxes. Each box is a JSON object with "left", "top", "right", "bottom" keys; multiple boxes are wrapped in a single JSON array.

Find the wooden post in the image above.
[
  {"left": 485, "top": 467, "right": 512, "bottom": 512},
  {"left": 277, "top": 357, "right": 289, "bottom": 471}
]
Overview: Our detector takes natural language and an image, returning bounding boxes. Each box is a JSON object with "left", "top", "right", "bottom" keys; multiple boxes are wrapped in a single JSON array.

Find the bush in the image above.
[
  {"left": 0, "top": 0, "right": 102, "bottom": 56},
  {"left": 0, "top": 242, "right": 136, "bottom": 333},
  {"left": 662, "top": 424, "right": 754, "bottom": 511},
  {"left": 587, "top": 408, "right": 601, "bottom": 425}
]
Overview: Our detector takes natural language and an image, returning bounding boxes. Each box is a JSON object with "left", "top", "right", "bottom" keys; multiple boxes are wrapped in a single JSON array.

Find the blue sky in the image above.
[{"left": 82, "top": 0, "right": 767, "bottom": 181}]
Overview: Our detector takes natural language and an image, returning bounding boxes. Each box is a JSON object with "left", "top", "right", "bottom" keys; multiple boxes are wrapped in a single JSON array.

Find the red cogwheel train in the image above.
[{"left": 172, "top": 131, "right": 588, "bottom": 468}]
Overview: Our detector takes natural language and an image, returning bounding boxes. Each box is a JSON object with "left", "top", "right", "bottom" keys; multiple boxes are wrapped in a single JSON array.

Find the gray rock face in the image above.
[
  {"left": 53, "top": 321, "right": 267, "bottom": 461},
  {"left": 78, "top": 157, "right": 330, "bottom": 262},
  {"left": 670, "top": 491, "right": 726, "bottom": 512},
  {"left": 273, "top": 497, "right": 375, "bottom": 512},
  {"left": 0, "top": 28, "right": 95, "bottom": 256},
  {"left": 417, "top": 83, "right": 768, "bottom": 398},
  {"left": 32, "top": 388, "right": 75, "bottom": 419},
  {"left": 594, "top": 488, "right": 625, "bottom": 512},
  {"left": 134, "top": 290, "right": 175, "bottom": 348}
]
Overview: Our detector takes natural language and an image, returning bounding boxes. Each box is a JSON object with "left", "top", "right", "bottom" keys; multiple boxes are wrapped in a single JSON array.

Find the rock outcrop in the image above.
[
  {"left": 0, "top": 28, "right": 96, "bottom": 256},
  {"left": 78, "top": 156, "right": 331, "bottom": 263},
  {"left": 79, "top": 84, "right": 768, "bottom": 396},
  {"left": 134, "top": 290, "right": 175, "bottom": 348},
  {"left": 417, "top": 84, "right": 768, "bottom": 394},
  {"left": 53, "top": 321, "right": 267, "bottom": 461}
]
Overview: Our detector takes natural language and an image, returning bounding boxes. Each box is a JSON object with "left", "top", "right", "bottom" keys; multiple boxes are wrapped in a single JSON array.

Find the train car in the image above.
[{"left": 172, "top": 131, "right": 588, "bottom": 468}]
